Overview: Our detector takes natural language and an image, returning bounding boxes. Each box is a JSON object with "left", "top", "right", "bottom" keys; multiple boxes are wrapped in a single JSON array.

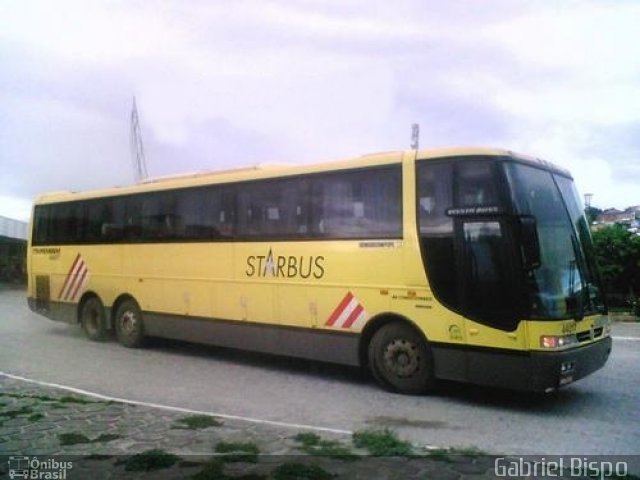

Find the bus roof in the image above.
[{"left": 33, "top": 147, "right": 569, "bottom": 204}]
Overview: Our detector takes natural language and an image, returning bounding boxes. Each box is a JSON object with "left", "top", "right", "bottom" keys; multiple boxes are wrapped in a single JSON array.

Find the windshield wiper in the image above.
[
  {"left": 566, "top": 259, "right": 584, "bottom": 321},
  {"left": 568, "top": 236, "right": 588, "bottom": 321}
]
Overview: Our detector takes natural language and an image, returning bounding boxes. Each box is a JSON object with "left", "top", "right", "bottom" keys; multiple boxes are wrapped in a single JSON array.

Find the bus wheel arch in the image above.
[
  {"left": 78, "top": 292, "right": 109, "bottom": 342},
  {"left": 361, "top": 314, "right": 435, "bottom": 394},
  {"left": 112, "top": 295, "right": 145, "bottom": 348}
]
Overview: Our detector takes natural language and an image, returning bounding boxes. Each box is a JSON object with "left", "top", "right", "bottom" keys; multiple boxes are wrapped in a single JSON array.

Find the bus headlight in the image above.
[{"left": 540, "top": 334, "right": 578, "bottom": 349}]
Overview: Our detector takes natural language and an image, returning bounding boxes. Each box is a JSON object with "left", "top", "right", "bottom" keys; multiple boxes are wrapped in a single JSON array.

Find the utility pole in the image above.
[
  {"left": 130, "top": 96, "right": 149, "bottom": 182},
  {"left": 584, "top": 193, "right": 593, "bottom": 210},
  {"left": 584, "top": 193, "right": 594, "bottom": 225},
  {"left": 411, "top": 123, "right": 420, "bottom": 150}
]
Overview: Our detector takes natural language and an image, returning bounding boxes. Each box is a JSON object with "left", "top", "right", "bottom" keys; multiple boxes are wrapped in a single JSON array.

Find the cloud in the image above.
[{"left": 0, "top": 0, "right": 639, "bottom": 216}]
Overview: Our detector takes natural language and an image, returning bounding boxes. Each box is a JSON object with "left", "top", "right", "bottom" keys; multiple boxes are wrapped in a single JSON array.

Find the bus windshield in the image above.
[{"left": 504, "top": 162, "right": 605, "bottom": 320}]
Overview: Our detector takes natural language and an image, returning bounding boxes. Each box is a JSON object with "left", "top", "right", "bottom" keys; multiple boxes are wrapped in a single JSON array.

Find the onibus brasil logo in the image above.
[{"left": 7, "top": 456, "right": 72, "bottom": 479}]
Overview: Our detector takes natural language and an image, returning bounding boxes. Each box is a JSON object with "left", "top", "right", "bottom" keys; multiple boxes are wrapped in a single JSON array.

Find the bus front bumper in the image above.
[
  {"left": 528, "top": 336, "right": 612, "bottom": 392},
  {"left": 433, "top": 336, "right": 612, "bottom": 392}
]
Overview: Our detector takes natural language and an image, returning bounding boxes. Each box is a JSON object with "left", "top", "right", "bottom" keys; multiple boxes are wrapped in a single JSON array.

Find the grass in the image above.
[
  {"left": 0, "top": 391, "right": 118, "bottom": 413},
  {"left": 0, "top": 391, "right": 102, "bottom": 404},
  {"left": 58, "top": 431, "right": 123, "bottom": 446},
  {"left": 191, "top": 459, "right": 224, "bottom": 480},
  {"left": 58, "top": 395, "right": 96, "bottom": 405},
  {"left": 191, "top": 459, "right": 269, "bottom": 480},
  {"left": 28, "top": 413, "right": 45, "bottom": 422},
  {"left": 85, "top": 454, "right": 115, "bottom": 461},
  {"left": 272, "top": 463, "right": 334, "bottom": 480},
  {"left": 174, "top": 414, "right": 223, "bottom": 430},
  {"left": 58, "top": 432, "right": 91, "bottom": 446},
  {"left": 424, "top": 446, "right": 486, "bottom": 461},
  {"left": 293, "top": 432, "right": 357, "bottom": 461},
  {"left": 122, "top": 449, "right": 181, "bottom": 472},
  {"left": 0, "top": 406, "right": 34, "bottom": 419},
  {"left": 215, "top": 441, "right": 260, "bottom": 463},
  {"left": 352, "top": 429, "right": 413, "bottom": 457},
  {"left": 93, "top": 433, "right": 123, "bottom": 443}
]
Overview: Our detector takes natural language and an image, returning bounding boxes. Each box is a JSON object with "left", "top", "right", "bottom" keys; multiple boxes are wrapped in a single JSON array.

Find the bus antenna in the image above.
[{"left": 130, "top": 96, "right": 149, "bottom": 183}]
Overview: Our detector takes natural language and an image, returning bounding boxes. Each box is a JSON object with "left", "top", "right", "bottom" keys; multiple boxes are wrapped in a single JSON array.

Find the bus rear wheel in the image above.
[
  {"left": 80, "top": 296, "right": 108, "bottom": 341},
  {"left": 368, "top": 322, "right": 435, "bottom": 394},
  {"left": 115, "top": 299, "right": 145, "bottom": 348}
]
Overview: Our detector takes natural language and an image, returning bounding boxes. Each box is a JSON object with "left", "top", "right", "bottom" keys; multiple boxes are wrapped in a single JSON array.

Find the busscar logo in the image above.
[{"left": 246, "top": 248, "right": 325, "bottom": 279}]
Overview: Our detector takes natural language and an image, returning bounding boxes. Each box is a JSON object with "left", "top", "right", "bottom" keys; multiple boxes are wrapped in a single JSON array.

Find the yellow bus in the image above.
[{"left": 27, "top": 147, "right": 612, "bottom": 394}]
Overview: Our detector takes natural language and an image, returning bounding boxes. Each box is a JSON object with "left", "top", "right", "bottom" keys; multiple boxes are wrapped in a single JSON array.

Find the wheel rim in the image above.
[
  {"left": 383, "top": 339, "right": 420, "bottom": 378},
  {"left": 84, "top": 304, "right": 99, "bottom": 333},
  {"left": 120, "top": 310, "right": 137, "bottom": 335}
]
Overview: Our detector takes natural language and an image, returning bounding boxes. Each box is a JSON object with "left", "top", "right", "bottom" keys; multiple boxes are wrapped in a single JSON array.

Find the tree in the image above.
[
  {"left": 585, "top": 206, "right": 603, "bottom": 225},
  {"left": 592, "top": 225, "right": 640, "bottom": 310}
]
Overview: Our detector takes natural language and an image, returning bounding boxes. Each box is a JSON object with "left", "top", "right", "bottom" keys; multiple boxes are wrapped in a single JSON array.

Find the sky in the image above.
[{"left": 1, "top": 0, "right": 639, "bottom": 222}]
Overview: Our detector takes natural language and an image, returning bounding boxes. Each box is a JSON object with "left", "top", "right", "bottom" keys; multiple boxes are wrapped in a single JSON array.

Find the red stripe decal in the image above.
[
  {"left": 63, "top": 262, "right": 83, "bottom": 301},
  {"left": 326, "top": 292, "right": 354, "bottom": 326},
  {"left": 58, "top": 254, "right": 81, "bottom": 300},
  {"left": 342, "top": 304, "right": 364, "bottom": 329},
  {"left": 70, "top": 266, "right": 88, "bottom": 301}
]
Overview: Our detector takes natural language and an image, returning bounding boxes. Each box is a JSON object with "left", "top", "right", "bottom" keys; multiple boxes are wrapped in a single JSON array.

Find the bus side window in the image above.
[
  {"left": 101, "top": 198, "right": 124, "bottom": 242},
  {"left": 311, "top": 167, "right": 401, "bottom": 239},
  {"left": 33, "top": 205, "right": 50, "bottom": 245},
  {"left": 140, "top": 192, "right": 175, "bottom": 240},
  {"left": 124, "top": 196, "right": 142, "bottom": 241},
  {"left": 236, "top": 179, "right": 308, "bottom": 238}
]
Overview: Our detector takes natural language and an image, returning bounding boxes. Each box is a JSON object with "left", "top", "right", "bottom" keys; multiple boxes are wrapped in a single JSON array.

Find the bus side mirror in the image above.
[{"left": 519, "top": 216, "right": 541, "bottom": 270}]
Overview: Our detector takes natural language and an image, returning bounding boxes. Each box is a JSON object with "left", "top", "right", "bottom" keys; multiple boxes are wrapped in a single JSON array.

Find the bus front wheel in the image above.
[
  {"left": 80, "top": 296, "right": 108, "bottom": 342},
  {"left": 368, "top": 322, "right": 435, "bottom": 394},
  {"left": 115, "top": 299, "right": 145, "bottom": 348}
]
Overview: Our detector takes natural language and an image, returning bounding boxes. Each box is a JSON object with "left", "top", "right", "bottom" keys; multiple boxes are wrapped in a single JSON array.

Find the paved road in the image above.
[{"left": 1, "top": 288, "right": 639, "bottom": 457}]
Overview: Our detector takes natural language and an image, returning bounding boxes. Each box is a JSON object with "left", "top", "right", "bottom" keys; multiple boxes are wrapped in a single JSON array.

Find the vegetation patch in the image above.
[
  {"left": 191, "top": 459, "right": 224, "bottom": 480},
  {"left": 352, "top": 429, "right": 413, "bottom": 457},
  {"left": 28, "top": 413, "right": 45, "bottom": 422},
  {"left": 58, "top": 395, "right": 96, "bottom": 405},
  {"left": 174, "top": 414, "right": 222, "bottom": 430},
  {"left": 215, "top": 441, "right": 260, "bottom": 463},
  {"left": 85, "top": 454, "right": 114, "bottom": 461},
  {"left": 59, "top": 432, "right": 92, "bottom": 446},
  {"left": 122, "top": 449, "right": 181, "bottom": 472},
  {"left": 58, "top": 431, "right": 123, "bottom": 446},
  {"left": 272, "top": 463, "right": 334, "bottom": 480},
  {"left": 0, "top": 392, "right": 58, "bottom": 402},
  {"left": 0, "top": 406, "right": 34, "bottom": 419},
  {"left": 93, "top": 433, "right": 123, "bottom": 443},
  {"left": 293, "top": 432, "right": 357, "bottom": 461},
  {"left": 423, "top": 447, "right": 455, "bottom": 462},
  {"left": 0, "top": 391, "right": 106, "bottom": 404}
]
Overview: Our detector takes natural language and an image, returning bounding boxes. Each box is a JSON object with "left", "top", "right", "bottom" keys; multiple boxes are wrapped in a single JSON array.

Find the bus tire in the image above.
[
  {"left": 115, "top": 299, "right": 145, "bottom": 348},
  {"left": 368, "top": 322, "right": 435, "bottom": 394},
  {"left": 80, "top": 296, "right": 108, "bottom": 342}
]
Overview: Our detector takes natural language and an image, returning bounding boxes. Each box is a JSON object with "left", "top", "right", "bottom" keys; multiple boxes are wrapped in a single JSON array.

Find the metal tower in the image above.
[{"left": 130, "top": 97, "right": 149, "bottom": 182}]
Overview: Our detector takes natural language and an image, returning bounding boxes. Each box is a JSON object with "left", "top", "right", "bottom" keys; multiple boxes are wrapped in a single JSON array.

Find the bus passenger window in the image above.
[{"left": 310, "top": 166, "right": 401, "bottom": 239}]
